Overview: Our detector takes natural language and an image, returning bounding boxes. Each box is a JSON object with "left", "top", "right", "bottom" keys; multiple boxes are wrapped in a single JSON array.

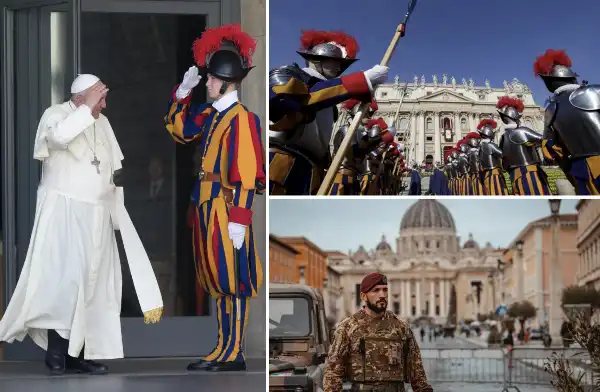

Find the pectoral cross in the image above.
[{"left": 91, "top": 155, "right": 100, "bottom": 174}]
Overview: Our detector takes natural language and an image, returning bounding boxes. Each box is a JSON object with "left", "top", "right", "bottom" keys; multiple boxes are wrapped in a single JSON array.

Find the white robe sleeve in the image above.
[{"left": 34, "top": 105, "right": 96, "bottom": 160}]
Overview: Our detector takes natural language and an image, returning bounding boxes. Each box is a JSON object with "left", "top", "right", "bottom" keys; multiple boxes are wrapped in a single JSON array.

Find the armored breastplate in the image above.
[
  {"left": 501, "top": 127, "right": 542, "bottom": 168},
  {"left": 365, "top": 159, "right": 379, "bottom": 174},
  {"left": 479, "top": 140, "right": 502, "bottom": 170},
  {"left": 445, "top": 165, "right": 454, "bottom": 179},
  {"left": 269, "top": 65, "right": 335, "bottom": 167},
  {"left": 457, "top": 155, "right": 469, "bottom": 175},
  {"left": 546, "top": 85, "right": 600, "bottom": 159},
  {"left": 468, "top": 148, "right": 480, "bottom": 173}
]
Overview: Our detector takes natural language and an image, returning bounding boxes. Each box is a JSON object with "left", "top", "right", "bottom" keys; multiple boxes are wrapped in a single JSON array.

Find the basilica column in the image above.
[
  {"left": 410, "top": 114, "right": 418, "bottom": 163},
  {"left": 388, "top": 278, "right": 393, "bottom": 311},
  {"left": 418, "top": 111, "right": 426, "bottom": 164},
  {"left": 429, "top": 280, "right": 435, "bottom": 317},
  {"left": 404, "top": 281, "right": 410, "bottom": 317},
  {"left": 433, "top": 112, "right": 441, "bottom": 164},
  {"left": 440, "top": 280, "right": 445, "bottom": 318},
  {"left": 416, "top": 280, "right": 421, "bottom": 316},
  {"left": 454, "top": 112, "right": 461, "bottom": 142}
]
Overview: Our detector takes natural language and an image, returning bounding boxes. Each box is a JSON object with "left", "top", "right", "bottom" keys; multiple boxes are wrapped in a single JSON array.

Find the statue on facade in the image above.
[
  {"left": 442, "top": 73, "right": 448, "bottom": 86},
  {"left": 421, "top": 74, "right": 425, "bottom": 86},
  {"left": 413, "top": 75, "right": 419, "bottom": 86},
  {"left": 451, "top": 76, "right": 456, "bottom": 89},
  {"left": 394, "top": 74, "right": 400, "bottom": 86},
  {"left": 432, "top": 74, "right": 438, "bottom": 86},
  {"left": 503, "top": 80, "right": 509, "bottom": 91},
  {"left": 485, "top": 79, "right": 491, "bottom": 90},
  {"left": 462, "top": 77, "right": 468, "bottom": 89},
  {"left": 468, "top": 77, "right": 474, "bottom": 90}
]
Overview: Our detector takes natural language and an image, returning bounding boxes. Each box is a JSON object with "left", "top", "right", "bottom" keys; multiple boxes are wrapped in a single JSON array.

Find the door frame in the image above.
[{"left": 1, "top": 0, "right": 246, "bottom": 360}]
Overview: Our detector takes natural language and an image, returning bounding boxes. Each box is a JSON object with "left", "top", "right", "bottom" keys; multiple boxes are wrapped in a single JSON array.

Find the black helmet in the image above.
[{"left": 205, "top": 47, "right": 253, "bottom": 82}]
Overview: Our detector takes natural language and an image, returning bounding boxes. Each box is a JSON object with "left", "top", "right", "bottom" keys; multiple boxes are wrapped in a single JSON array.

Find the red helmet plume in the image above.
[
  {"left": 299, "top": 30, "right": 359, "bottom": 59},
  {"left": 369, "top": 98, "right": 378, "bottom": 112},
  {"left": 342, "top": 99, "right": 360, "bottom": 111},
  {"left": 477, "top": 119, "right": 498, "bottom": 130},
  {"left": 497, "top": 96, "right": 525, "bottom": 113},
  {"left": 193, "top": 24, "right": 256, "bottom": 67},
  {"left": 533, "top": 49, "right": 572, "bottom": 77},
  {"left": 466, "top": 132, "right": 481, "bottom": 139}
]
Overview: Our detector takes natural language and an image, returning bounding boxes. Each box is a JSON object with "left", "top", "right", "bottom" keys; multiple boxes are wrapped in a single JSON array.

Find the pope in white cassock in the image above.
[{"left": 0, "top": 74, "right": 163, "bottom": 375}]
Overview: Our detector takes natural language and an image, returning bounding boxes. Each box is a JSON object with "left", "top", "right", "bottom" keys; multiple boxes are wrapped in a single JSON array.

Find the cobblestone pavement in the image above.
[{"left": 409, "top": 329, "right": 556, "bottom": 392}]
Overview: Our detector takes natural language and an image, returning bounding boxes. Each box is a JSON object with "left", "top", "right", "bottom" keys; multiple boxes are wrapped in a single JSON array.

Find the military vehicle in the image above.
[{"left": 269, "top": 284, "right": 330, "bottom": 392}]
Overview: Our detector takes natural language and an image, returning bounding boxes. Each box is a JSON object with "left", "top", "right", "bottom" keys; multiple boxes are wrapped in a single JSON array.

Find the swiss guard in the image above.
[
  {"left": 165, "top": 24, "right": 265, "bottom": 371},
  {"left": 477, "top": 119, "right": 509, "bottom": 195},
  {"left": 457, "top": 139, "right": 472, "bottom": 195},
  {"left": 329, "top": 98, "right": 381, "bottom": 195},
  {"left": 534, "top": 49, "right": 600, "bottom": 195},
  {"left": 466, "top": 132, "right": 485, "bottom": 195},
  {"left": 269, "top": 30, "right": 389, "bottom": 195},
  {"left": 360, "top": 118, "right": 394, "bottom": 195},
  {"left": 497, "top": 95, "right": 551, "bottom": 195}
]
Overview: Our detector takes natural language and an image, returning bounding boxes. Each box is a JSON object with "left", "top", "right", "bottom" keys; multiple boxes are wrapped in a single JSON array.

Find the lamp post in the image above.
[
  {"left": 549, "top": 199, "right": 562, "bottom": 345},
  {"left": 515, "top": 240, "right": 524, "bottom": 302}
]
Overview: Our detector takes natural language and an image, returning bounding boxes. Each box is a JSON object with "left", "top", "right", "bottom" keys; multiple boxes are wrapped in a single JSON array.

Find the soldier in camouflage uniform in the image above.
[{"left": 323, "top": 272, "right": 433, "bottom": 392}]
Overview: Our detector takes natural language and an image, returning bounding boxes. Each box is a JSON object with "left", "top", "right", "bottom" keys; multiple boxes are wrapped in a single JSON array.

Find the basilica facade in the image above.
[
  {"left": 327, "top": 200, "right": 503, "bottom": 325},
  {"left": 371, "top": 75, "right": 545, "bottom": 165}
]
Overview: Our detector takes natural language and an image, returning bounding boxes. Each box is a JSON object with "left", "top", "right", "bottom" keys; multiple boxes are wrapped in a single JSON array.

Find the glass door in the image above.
[
  {"left": 1, "top": 0, "right": 78, "bottom": 360},
  {"left": 78, "top": 0, "right": 223, "bottom": 357}
]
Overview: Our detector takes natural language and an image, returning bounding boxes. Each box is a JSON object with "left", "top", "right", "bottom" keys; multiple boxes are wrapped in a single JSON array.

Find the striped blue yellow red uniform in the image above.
[
  {"left": 269, "top": 70, "right": 371, "bottom": 195},
  {"left": 360, "top": 173, "right": 377, "bottom": 195},
  {"left": 165, "top": 87, "right": 265, "bottom": 364},
  {"left": 483, "top": 168, "right": 510, "bottom": 195},
  {"left": 470, "top": 173, "right": 485, "bottom": 195},
  {"left": 328, "top": 170, "right": 356, "bottom": 195},
  {"left": 508, "top": 164, "right": 551, "bottom": 196},
  {"left": 456, "top": 175, "right": 467, "bottom": 196},
  {"left": 543, "top": 138, "right": 600, "bottom": 195}
]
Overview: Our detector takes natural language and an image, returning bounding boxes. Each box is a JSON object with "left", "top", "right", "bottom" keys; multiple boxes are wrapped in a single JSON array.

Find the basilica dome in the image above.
[{"left": 400, "top": 200, "right": 456, "bottom": 231}]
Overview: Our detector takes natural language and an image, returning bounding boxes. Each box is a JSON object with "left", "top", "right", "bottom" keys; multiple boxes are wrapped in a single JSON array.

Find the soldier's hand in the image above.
[
  {"left": 176, "top": 66, "right": 202, "bottom": 100},
  {"left": 364, "top": 65, "right": 389, "bottom": 87}
]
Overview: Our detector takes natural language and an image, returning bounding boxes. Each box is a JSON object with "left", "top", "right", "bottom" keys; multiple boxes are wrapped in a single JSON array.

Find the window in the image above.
[
  {"left": 461, "top": 118, "right": 468, "bottom": 131},
  {"left": 269, "top": 297, "right": 311, "bottom": 337},
  {"left": 426, "top": 136, "right": 433, "bottom": 141},
  {"left": 436, "top": 305, "right": 440, "bottom": 316},
  {"left": 399, "top": 118, "right": 409, "bottom": 131},
  {"left": 412, "top": 306, "right": 416, "bottom": 316},
  {"left": 381, "top": 92, "right": 388, "bottom": 98},
  {"left": 426, "top": 91, "right": 432, "bottom": 95},
  {"left": 478, "top": 94, "right": 485, "bottom": 100},
  {"left": 393, "top": 302, "right": 400, "bottom": 315},
  {"left": 355, "top": 284, "right": 361, "bottom": 306},
  {"left": 426, "top": 118, "right": 433, "bottom": 131}
]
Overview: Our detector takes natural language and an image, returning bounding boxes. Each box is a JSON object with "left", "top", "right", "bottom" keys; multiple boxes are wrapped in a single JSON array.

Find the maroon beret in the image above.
[{"left": 360, "top": 272, "right": 387, "bottom": 293}]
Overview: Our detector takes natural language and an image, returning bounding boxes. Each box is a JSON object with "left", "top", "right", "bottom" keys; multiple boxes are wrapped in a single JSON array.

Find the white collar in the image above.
[
  {"left": 212, "top": 90, "right": 239, "bottom": 112},
  {"left": 554, "top": 83, "right": 580, "bottom": 95},
  {"left": 302, "top": 67, "right": 327, "bottom": 80}
]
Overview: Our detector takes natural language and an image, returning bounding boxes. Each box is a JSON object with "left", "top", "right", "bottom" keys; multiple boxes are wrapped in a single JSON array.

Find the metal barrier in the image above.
[{"left": 418, "top": 347, "right": 593, "bottom": 391}]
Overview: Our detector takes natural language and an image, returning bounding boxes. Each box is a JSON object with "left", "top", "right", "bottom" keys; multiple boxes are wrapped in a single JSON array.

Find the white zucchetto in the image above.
[{"left": 71, "top": 74, "right": 100, "bottom": 94}]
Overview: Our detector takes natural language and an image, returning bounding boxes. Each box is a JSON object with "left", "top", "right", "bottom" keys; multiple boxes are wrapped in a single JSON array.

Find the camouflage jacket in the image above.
[{"left": 323, "top": 309, "right": 433, "bottom": 392}]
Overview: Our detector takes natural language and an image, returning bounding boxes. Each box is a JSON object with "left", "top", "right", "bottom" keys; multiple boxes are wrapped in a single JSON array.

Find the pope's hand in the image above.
[
  {"left": 228, "top": 222, "right": 246, "bottom": 250},
  {"left": 176, "top": 66, "right": 202, "bottom": 100}
]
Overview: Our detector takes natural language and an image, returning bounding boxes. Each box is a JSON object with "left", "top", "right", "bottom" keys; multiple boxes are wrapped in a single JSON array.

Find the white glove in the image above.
[
  {"left": 228, "top": 222, "right": 246, "bottom": 250},
  {"left": 364, "top": 65, "right": 389, "bottom": 91},
  {"left": 398, "top": 142, "right": 405, "bottom": 152},
  {"left": 176, "top": 66, "right": 202, "bottom": 100}
]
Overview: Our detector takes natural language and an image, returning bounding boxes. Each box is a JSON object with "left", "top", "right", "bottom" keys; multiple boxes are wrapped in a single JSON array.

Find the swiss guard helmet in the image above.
[
  {"left": 496, "top": 96, "right": 524, "bottom": 125},
  {"left": 466, "top": 131, "right": 481, "bottom": 148},
  {"left": 477, "top": 119, "right": 498, "bottom": 140},
  {"left": 193, "top": 24, "right": 256, "bottom": 95},
  {"left": 533, "top": 49, "right": 578, "bottom": 92},
  {"left": 297, "top": 30, "right": 359, "bottom": 75}
]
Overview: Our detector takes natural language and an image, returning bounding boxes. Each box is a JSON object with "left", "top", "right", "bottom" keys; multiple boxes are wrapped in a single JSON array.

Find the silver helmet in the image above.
[
  {"left": 296, "top": 31, "right": 358, "bottom": 74},
  {"left": 459, "top": 142, "right": 470, "bottom": 154},
  {"left": 446, "top": 155, "right": 454, "bottom": 164},
  {"left": 450, "top": 149, "right": 459, "bottom": 159},
  {"left": 496, "top": 96, "right": 524, "bottom": 125},
  {"left": 534, "top": 49, "right": 578, "bottom": 81},
  {"left": 477, "top": 119, "right": 497, "bottom": 139},
  {"left": 468, "top": 135, "right": 481, "bottom": 148}
]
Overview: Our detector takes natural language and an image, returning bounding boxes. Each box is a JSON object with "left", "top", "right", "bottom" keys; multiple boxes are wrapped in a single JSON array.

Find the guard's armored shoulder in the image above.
[
  {"left": 509, "top": 126, "right": 542, "bottom": 144},
  {"left": 269, "top": 64, "right": 309, "bottom": 88},
  {"left": 569, "top": 84, "right": 600, "bottom": 111}
]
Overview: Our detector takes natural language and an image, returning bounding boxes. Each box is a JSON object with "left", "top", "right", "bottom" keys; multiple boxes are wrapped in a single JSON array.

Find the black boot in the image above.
[
  {"left": 65, "top": 346, "right": 108, "bottom": 375},
  {"left": 206, "top": 361, "right": 247, "bottom": 372},
  {"left": 187, "top": 358, "right": 215, "bottom": 371},
  {"left": 45, "top": 330, "right": 67, "bottom": 375}
]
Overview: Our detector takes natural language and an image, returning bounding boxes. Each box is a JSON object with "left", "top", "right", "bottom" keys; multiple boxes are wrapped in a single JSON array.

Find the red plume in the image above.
[
  {"left": 456, "top": 139, "right": 467, "bottom": 148},
  {"left": 466, "top": 132, "right": 481, "bottom": 139},
  {"left": 450, "top": 148, "right": 459, "bottom": 153},
  {"left": 380, "top": 130, "right": 394, "bottom": 143},
  {"left": 299, "top": 30, "right": 359, "bottom": 58},
  {"left": 477, "top": 119, "right": 498, "bottom": 130},
  {"left": 496, "top": 96, "right": 525, "bottom": 113},
  {"left": 369, "top": 98, "right": 378, "bottom": 111},
  {"left": 533, "top": 49, "right": 572, "bottom": 77},
  {"left": 342, "top": 99, "right": 360, "bottom": 110},
  {"left": 193, "top": 24, "right": 256, "bottom": 67}
]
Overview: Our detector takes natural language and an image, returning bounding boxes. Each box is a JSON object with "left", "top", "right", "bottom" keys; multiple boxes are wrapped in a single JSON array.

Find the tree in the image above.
[
  {"left": 447, "top": 284, "right": 457, "bottom": 325},
  {"left": 507, "top": 300, "right": 537, "bottom": 334},
  {"left": 545, "top": 309, "right": 600, "bottom": 391}
]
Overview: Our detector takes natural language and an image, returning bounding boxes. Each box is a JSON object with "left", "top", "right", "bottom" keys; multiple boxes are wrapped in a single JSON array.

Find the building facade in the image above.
[
  {"left": 279, "top": 237, "right": 328, "bottom": 290},
  {"left": 327, "top": 200, "right": 503, "bottom": 325},
  {"left": 576, "top": 200, "right": 600, "bottom": 289},
  {"left": 0, "top": 0, "right": 266, "bottom": 361},
  {"left": 371, "top": 75, "right": 545, "bottom": 165},
  {"left": 504, "top": 214, "right": 579, "bottom": 327},
  {"left": 269, "top": 235, "right": 298, "bottom": 284}
]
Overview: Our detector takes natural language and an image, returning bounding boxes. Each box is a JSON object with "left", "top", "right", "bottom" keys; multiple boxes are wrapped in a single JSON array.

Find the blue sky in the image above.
[
  {"left": 269, "top": 0, "right": 599, "bottom": 107},
  {"left": 269, "top": 199, "right": 579, "bottom": 252}
]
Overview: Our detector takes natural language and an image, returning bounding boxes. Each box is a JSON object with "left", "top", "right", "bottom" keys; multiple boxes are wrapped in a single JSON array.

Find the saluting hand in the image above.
[
  {"left": 176, "top": 66, "right": 202, "bottom": 100},
  {"left": 84, "top": 83, "right": 109, "bottom": 109}
]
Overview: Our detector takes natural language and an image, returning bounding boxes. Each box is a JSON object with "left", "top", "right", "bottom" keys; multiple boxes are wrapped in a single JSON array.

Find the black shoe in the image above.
[
  {"left": 45, "top": 330, "right": 67, "bottom": 376},
  {"left": 187, "top": 358, "right": 215, "bottom": 371},
  {"left": 206, "top": 361, "right": 246, "bottom": 372},
  {"left": 65, "top": 356, "right": 108, "bottom": 375}
]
